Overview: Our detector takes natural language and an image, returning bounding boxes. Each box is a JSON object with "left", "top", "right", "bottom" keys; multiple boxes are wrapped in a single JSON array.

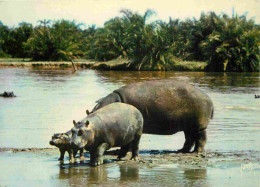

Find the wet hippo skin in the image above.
[
  {"left": 91, "top": 79, "right": 214, "bottom": 153},
  {"left": 71, "top": 103, "right": 143, "bottom": 166}
]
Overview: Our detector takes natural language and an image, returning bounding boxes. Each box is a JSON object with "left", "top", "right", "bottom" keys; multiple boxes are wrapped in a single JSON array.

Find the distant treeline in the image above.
[{"left": 0, "top": 9, "right": 259, "bottom": 71}]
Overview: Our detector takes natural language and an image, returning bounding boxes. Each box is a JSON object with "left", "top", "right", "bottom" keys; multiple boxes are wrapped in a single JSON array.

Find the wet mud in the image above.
[
  {"left": 1, "top": 148, "right": 259, "bottom": 166},
  {"left": 0, "top": 148, "right": 259, "bottom": 186}
]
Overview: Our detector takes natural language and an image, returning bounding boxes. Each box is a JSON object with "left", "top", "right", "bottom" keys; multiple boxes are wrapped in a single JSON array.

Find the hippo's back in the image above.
[
  {"left": 114, "top": 79, "right": 213, "bottom": 134},
  {"left": 89, "top": 103, "right": 143, "bottom": 130}
]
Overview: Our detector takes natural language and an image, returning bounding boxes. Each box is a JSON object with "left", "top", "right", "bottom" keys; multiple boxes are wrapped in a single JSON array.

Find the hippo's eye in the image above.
[{"left": 78, "top": 129, "right": 85, "bottom": 136}]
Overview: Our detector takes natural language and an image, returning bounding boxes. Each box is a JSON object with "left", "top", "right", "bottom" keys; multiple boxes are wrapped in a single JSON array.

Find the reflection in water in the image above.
[
  {"left": 97, "top": 71, "right": 259, "bottom": 93},
  {"left": 56, "top": 159, "right": 209, "bottom": 186},
  {"left": 0, "top": 150, "right": 258, "bottom": 186},
  {"left": 183, "top": 168, "right": 208, "bottom": 186},
  {"left": 96, "top": 71, "right": 171, "bottom": 84},
  {"left": 88, "top": 166, "right": 108, "bottom": 182},
  {"left": 58, "top": 163, "right": 108, "bottom": 185},
  {"left": 119, "top": 165, "right": 139, "bottom": 181},
  {"left": 58, "top": 162, "right": 140, "bottom": 186},
  {"left": 29, "top": 69, "right": 75, "bottom": 83}
]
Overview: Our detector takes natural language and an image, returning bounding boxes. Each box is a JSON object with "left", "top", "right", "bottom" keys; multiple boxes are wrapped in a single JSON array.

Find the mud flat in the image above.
[
  {"left": 1, "top": 148, "right": 259, "bottom": 167},
  {"left": 0, "top": 148, "right": 259, "bottom": 186}
]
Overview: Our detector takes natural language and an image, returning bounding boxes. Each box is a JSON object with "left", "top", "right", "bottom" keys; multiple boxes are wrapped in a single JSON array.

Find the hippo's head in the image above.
[
  {"left": 70, "top": 120, "right": 94, "bottom": 149},
  {"left": 49, "top": 133, "right": 70, "bottom": 147}
]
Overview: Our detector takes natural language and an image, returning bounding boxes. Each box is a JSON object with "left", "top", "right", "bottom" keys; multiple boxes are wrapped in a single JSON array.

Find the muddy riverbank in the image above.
[
  {"left": 0, "top": 148, "right": 259, "bottom": 186},
  {"left": 1, "top": 147, "right": 259, "bottom": 163},
  {"left": 0, "top": 58, "right": 207, "bottom": 71},
  {"left": 1, "top": 148, "right": 259, "bottom": 167},
  {"left": 0, "top": 59, "right": 129, "bottom": 70}
]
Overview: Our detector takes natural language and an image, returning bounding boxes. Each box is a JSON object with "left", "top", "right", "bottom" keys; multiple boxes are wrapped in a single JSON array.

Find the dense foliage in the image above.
[
  {"left": 23, "top": 19, "right": 86, "bottom": 61},
  {"left": 0, "top": 10, "right": 259, "bottom": 71}
]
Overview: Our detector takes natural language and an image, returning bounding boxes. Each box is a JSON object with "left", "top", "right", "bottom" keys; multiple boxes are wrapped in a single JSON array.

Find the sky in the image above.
[{"left": 0, "top": 0, "right": 259, "bottom": 28}]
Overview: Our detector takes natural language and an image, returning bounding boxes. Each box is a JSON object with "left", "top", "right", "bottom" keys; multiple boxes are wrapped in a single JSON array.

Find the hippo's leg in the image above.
[
  {"left": 177, "top": 131, "right": 195, "bottom": 153},
  {"left": 117, "top": 143, "right": 132, "bottom": 160},
  {"left": 73, "top": 150, "right": 78, "bottom": 158},
  {"left": 193, "top": 129, "right": 207, "bottom": 153},
  {"left": 59, "top": 148, "right": 65, "bottom": 161},
  {"left": 90, "top": 143, "right": 110, "bottom": 167},
  {"left": 79, "top": 148, "right": 85, "bottom": 161},
  {"left": 130, "top": 134, "right": 141, "bottom": 161},
  {"left": 68, "top": 149, "right": 75, "bottom": 163}
]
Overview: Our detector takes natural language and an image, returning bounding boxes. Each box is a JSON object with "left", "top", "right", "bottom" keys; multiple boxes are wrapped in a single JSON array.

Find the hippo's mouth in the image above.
[{"left": 49, "top": 141, "right": 55, "bottom": 146}]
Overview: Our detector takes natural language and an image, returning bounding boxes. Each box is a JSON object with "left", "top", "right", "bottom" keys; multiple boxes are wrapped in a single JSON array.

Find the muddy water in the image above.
[
  {"left": 0, "top": 68, "right": 259, "bottom": 186},
  {"left": 0, "top": 149, "right": 259, "bottom": 186}
]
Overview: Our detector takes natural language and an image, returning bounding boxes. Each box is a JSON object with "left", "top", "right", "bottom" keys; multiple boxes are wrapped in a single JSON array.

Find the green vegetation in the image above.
[
  {"left": 0, "top": 10, "right": 259, "bottom": 72},
  {"left": 23, "top": 19, "right": 86, "bottom": 61}
]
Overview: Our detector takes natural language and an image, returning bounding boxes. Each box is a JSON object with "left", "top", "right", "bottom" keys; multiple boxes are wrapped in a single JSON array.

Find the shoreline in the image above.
[
  {"left": 0, "top": 59, "right": 131, "bottom": 71},
  {"left": 1, "top": 147, "right": 259, "bottom": 161},
  {"left": 0, "top": 58, "right": 207, "bottom": 71},
  {"left": 1, "top": 148, "right": 259, "bottom": 168}
]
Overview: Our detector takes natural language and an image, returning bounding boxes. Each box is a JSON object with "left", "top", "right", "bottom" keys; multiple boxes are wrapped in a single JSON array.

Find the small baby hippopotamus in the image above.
[
  {"left": 70, "top": 103, "right": 143, "bottom": 167},
  {"left": 49, "top": 131, "right": 84, "bottom": 162}
]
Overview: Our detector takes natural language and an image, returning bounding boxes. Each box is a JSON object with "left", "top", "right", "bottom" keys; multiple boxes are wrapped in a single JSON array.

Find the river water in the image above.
[{"left": 0, "top": 68, "right": 259, "bottom": 186}]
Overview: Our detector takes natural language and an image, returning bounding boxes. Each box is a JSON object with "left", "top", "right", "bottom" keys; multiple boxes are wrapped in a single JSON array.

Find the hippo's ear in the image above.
[
  {"left": 85, "top": 120, "right": 89, "bottom": 127},
  {"left": 73, "top": 120, "right": 77, "bottom": 126},
  {"left": 86, "top": 110, "right": 90, "bottom": 115}
]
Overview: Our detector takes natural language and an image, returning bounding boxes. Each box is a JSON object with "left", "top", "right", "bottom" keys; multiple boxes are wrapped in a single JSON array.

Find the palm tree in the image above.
[
  {"left": 119, "top": 9, "right": 156, "bottom": 69},
  {"left": 201, "top": 14, "right": 259, "bottom": 72},
  {"left": 37, "top": 19, "right": 51, "bottom": 29},
  {"left": 25, "top": 19, "right": 86, "bottom": 61}
]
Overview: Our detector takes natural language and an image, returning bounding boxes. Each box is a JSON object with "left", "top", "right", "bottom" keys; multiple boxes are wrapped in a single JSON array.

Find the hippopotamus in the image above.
[
  {"left": 91, "top": 79, "right": 214, "bottom": 153},
  {"left": 0, "top": 91, "right": 16, "bottom": 97},
  {"left": 70, "top": 103, "right": 143, "bottom": 166},
  {"left": 49, "top": 131, "right": 84, "bottom": 162}
]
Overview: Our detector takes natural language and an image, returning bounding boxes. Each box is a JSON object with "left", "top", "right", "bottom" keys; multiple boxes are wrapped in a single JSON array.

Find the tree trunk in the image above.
[{"left": 71, "top": 59, "right": 77, "bottom": 72}]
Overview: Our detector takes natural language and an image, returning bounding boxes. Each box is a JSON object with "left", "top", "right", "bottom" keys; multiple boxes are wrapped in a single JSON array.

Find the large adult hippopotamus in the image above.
[{"left": 91, "top": 79, "right": 214, "bottom": 153}]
